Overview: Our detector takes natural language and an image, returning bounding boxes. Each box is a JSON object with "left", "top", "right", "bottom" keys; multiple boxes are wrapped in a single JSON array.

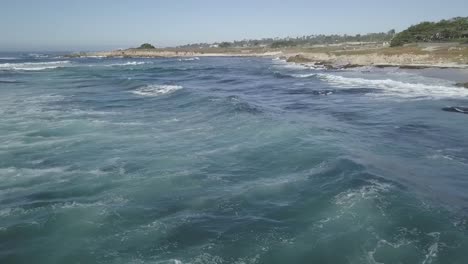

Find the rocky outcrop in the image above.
[
  {"left": 340, "top": 64, "right": 363, "bottom": 69},
  {"left": 455, "top": 82, "right": 468, "bottom": 88},
  {"left": 286, "top": 55, "right": 314, "bottom": 63},
  {"left": 442, "top": 106, "right": 468, "bottom": 114},
  {"left": 399, "top": 65, "right": 430, "bottom": 70}
]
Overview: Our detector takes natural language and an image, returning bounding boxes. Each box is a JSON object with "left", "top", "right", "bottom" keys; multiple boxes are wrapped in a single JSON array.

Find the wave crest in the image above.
[
  {"left": 108, "top": 61, "right": 147, "bottom": 67},
  {"left": 178, "top": 57, "right": 200, "bottom": 61},
  {"left": 132, "top": 84, "right": 183, "bottom": 97},
  {"left": 316, "top": 73, "right": 468, "bottom": 99},
  {"left": 0, "top": 61, "right": 70, "bottom": 71}
]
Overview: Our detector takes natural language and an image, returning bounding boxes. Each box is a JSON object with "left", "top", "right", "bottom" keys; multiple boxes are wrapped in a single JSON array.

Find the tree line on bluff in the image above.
[
  {"left": 390, "top": 17, "right": 468, "bottom": 46},
  {"left": 136, "top": 17, "right": 468, "bottom": 50}
]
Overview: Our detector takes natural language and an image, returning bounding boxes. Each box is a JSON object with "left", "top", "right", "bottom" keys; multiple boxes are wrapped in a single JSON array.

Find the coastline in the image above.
[{"left": 76, "top": 44, "right": 468, "bottom": 70}]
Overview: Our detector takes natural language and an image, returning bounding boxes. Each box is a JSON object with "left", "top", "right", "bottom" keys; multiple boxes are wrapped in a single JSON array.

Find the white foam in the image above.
[
  {"left": 0, "top": 207, "right": 26, "bottom": 217},
  {"left": 132, "top": 84, "right": 183, "bottom": 97},
  {"left": 85, "top": 55, "right": 106, "bottom": 58},
  {"left": 272, "top": 57, "right": 287, "bottom": 63},
  {"left": 178, "top": 57, "right": 200, "bottom": 61},
  {"left": 0, "top": 61, "right": 70, "bottom": 71},
  {"left": 108, "top": 61, "right": 147, "bottom": 66},
  {"left": 334, "top": 180, "right": 392, "bottom": 208},
  {"left": 292, "top": 73, "right": 317, "bottom": 78},
  {"left": 315, "top": 73, "right": 468, "bottom": 99},
  {"left": 282, "top": 63, "right": 311, "bottom": 70},
  {"left": 422, "top": 232, "right": 440, "bottom": 264},
  {"left": 28, "top": 53, "right": 49, "bottom": 58},
  {"left": 10, "top": 61, "right": 70, "bottom": 65},
  {"left": 0, "top": 78, "right": 18, "bottom": 83},
  {"left": 0, "top": 167, "right": 68, "bottom": 180},
  {"left": 272, "top": 57, "right": 326, "bottom": 71}
]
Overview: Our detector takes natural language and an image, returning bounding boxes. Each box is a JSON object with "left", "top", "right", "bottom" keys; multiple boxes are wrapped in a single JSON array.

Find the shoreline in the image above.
[
  {"left": 76, "top": 48, "right": 468, "bottom": 85},
  {"left": 75, "top": 45, "right": 468, "bottom": 70}
]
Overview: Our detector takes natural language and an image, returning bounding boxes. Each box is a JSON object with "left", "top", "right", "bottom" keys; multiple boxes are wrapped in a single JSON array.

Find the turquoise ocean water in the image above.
[{"left": 1, "top": 53, "right": 468, "bottom": 263}]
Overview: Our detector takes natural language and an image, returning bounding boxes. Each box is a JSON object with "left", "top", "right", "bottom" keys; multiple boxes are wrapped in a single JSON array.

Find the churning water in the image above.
[{"left": 1, "top": 54, "right": 468, "bottom": 263}]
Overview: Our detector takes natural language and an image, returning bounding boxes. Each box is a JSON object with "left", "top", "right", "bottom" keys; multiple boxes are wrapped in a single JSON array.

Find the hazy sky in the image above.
[{"left": 1, "top": 0, "right": 467, "bottom": 51}]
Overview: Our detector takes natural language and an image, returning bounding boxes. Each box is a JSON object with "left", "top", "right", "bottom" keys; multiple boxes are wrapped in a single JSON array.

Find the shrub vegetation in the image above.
[{"left": 390, "top": 17, "right": 468, "bottom": 47}]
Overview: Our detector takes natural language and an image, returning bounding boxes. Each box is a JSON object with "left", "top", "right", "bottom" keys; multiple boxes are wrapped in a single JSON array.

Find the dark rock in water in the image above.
[
  {"left": 314, "top": 61, "right": 335, "bottom": 69},
  {"left": 442, "top": 107, "right": 468, "bottom": 114},
  {"left": 374, "top": 64, "right": 391, "bottom": 68},
  {"left": 455, "top": 82, "right": 468, "bottom": 89},
  {"left": 314, "top": 61, "right": 330, "bottom": 65},
  {"left": 399, "top": 65, "right": 429, "bottom": 70},
  {"left": 286, "top": 88, "right": 334, "bottom": 96},
  {"left": 341, "top": 64, "right": 363, "bottom": 69},
  {"left": 323, "top": 64, "right": 336, "bottom": 70},
  {"left": 286, "top": 55, "right": 313, "bottom": 63}
]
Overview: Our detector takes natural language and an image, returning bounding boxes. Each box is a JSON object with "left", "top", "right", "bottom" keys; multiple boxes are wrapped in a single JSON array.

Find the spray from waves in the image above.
[
  {"left": 0, "top": 61, "right": 71, "bottom": 71},
  {"left": 132, "top": 84, "right": 183, "bottom": 97}
]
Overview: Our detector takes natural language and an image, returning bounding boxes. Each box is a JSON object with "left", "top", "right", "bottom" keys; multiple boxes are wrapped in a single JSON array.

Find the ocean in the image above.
[{"left": 1, "top": 53, "right": 468, "bottom": 263}]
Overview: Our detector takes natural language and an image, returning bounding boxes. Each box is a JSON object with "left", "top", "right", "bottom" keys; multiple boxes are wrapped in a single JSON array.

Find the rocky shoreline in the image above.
[
  {"left": 68, "top": 43, "right": 468, "bottom": 75},
  {"left": 283, "top": 54, "right": 468, "bottom": 70}
]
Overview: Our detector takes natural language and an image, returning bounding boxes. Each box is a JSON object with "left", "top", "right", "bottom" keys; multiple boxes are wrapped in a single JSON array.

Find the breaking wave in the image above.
[
  {"left": 315, "top": 73, "right": 468, "bottom": 99},
  {"left": 132, "top": 84, "right": 183, "bottom": 97},
  {"left": 2, "top": 56, "right": 468, "bottom": 263},
  {"left": 281, "top": 68, "right": 468, "bottom": 99},
  {"left": 0, "top": 61, "right": 70, "bottom": 71},
  {"left": 291, "top": 73, "right": 317, "bottom": 78},
  {"left": 27, "top": 53, "right": 49, "bottom": 58},
  {"left": 178, "top": 57, "right": 200, "bottom": 61},
  {"left": 108, "top": 61, "right": 148, "bottom": 66}
]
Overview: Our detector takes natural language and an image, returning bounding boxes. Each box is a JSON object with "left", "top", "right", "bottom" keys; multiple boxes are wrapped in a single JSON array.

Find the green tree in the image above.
[
  {"left": 390, "top": 17, "right": 468, "bottom": 46},
  {"left": 219, "top": 42, "right": 232, "bottom": 48},
  {"left": 137, "top": 43, "right": 156, "bottom": 49},
  {"left": 271, "top": 41, "right": 296, "bottom": 48}
]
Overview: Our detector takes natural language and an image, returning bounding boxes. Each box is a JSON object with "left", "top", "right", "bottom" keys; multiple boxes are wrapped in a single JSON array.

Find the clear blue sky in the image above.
[{"left": 1, "top": 0, "right": 467, "bottom": 51}]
